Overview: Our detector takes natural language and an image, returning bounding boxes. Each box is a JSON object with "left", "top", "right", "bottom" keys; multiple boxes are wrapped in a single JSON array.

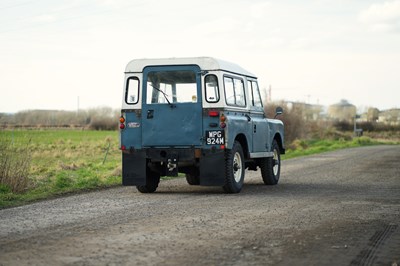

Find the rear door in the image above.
[{"left": 141, "top": 65, "right": 203, "bottom": 147}]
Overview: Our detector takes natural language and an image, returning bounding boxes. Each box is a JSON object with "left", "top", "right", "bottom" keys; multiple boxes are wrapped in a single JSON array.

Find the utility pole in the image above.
[
  {"left": 268, "top": 85, "right": 272, "bottom": 102},
  {"left": 354, "top": 114, "right": 362, "bottom": 137}
]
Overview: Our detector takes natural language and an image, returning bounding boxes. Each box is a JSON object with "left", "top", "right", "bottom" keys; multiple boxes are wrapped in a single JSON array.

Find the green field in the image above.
[
  {"left": 0, "top": 130, "right": 121, "bottom": 208},
  {"left": 0, "top": 129, "right": 397, "bottom": 208}
]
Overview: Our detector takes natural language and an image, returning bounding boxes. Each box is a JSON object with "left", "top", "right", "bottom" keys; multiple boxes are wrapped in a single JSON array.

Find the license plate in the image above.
[{"left": 205, "top": 130, "right": 225, "bottom": 145}]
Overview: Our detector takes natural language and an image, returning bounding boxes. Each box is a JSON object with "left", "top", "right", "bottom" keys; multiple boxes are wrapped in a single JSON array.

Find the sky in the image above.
[{"left": 0, "top": 0, "right": 399, "bottom": 113}]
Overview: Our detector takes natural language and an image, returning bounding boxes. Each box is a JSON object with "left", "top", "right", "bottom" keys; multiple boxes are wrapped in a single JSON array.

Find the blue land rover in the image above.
[{"left": 119, "top": 57, "right": 284, "bottom": 193}]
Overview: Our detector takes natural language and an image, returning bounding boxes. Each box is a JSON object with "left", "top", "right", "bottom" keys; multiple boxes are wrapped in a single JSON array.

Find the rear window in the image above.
[
  {"left": 125, "top": 77, "right": 140, "bottom": 104},
  {"left": 205, "top": 75, "right": 219, "bottom": 103},
  {"left": 146, "top": 71, "right": 197, "bottom": 104}
]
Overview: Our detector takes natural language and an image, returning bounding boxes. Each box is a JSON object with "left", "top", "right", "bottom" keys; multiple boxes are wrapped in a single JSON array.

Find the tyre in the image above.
[
  {"left": 223, "top": 141, "right": 245, "bottom": 193},
  {"left": 136, "top": 169, "right": 160, "bottom": 193},
  {"left": 260, "top": 139, "right": 281, "bottom": 185},
  {"left": 185, "top": 173, "right": 200, "bottom": 185}
]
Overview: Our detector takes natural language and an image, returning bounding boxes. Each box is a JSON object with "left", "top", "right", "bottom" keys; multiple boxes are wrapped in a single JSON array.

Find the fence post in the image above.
[{"left": 102, "top": 141, "right": 111, "bottom": 165}]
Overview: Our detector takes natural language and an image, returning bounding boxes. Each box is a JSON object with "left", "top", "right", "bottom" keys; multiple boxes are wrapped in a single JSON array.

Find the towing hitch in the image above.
[{"left": 166, "top": 154, "right": 178, "bottom": 176}]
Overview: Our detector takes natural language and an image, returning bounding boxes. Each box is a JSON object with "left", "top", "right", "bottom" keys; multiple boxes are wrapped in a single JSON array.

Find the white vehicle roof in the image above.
[{"left": 125, "top": 57, "right": 257, "bottom": 78}]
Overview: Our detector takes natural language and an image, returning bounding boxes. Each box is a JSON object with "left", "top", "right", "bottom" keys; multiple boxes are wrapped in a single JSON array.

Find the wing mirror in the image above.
[{"left": 274, "top": 106, "right": 284, "bottom": 119}]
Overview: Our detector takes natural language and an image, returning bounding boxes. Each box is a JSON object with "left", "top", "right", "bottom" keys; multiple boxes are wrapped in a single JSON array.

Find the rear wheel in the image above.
[
  {"left": 260, "top": 139, "right": 281, "bottom": 185},
  {"left": 136, "top": 168, "right": 160, "bottom": 193},
  {"left": 185, "top": 173, "right": 200, "bottom": 185},
  {"left": 223, "top": 141, "right": 245, "bottom": 193}
]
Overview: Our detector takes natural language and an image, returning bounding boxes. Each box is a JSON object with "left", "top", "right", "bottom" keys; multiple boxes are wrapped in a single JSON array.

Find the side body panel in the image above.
[
  {"left": 223, "top": 111, "right": 252, "bottom": 151},
  {"left": 121, "top": 110, "right": 142, "bottom": 150},
  {"left": 251, "top": 112, "right": 270, "bottom": 152}
]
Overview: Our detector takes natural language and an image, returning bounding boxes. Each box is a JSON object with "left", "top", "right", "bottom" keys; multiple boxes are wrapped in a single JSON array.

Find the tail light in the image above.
[
  {"left": 208, "top": 110, "right": 219, "bottom": 117},
  {"left": 120, "top": 114, "right": 126, "bottom": 150},
  {"left": 220, "top": 113, "right": 226, "bottom": 128},
  {"left": 119, "top": 115, "right": 125, "bottom": 130}
]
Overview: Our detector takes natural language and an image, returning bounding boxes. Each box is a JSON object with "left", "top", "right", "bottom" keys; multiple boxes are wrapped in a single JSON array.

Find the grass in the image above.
[
  {"left": 283, "top": 136, "right": 393, "bottom": 159},
  {"left": 0, "top": 129, "right": 398, "bottom": 208},
  {"left": 0, "top": 130, "right": 121, "bottom": 208}
]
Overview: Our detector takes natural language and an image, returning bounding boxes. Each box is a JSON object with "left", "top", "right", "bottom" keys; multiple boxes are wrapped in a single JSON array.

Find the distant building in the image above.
[
  {"left": 328, "top": 99, "right": 357, "bottom": 122},
  {"left": 360, "top": 107, "right": 379, "bottom": 122},
  {"left": 378, "top": 109, "right": 400, "bottom": 125},
  {"left": 367, "top": 108, "right": 380, "bottom": 122},
  {"left": 288, "top": 102, "right": 325, "bottom": 121}
]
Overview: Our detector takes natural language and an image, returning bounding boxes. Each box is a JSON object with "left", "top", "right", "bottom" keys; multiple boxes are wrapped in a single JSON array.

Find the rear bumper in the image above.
[
  {"left": 122, "top": 147, "right": 226, "bottom": 186},
  {"left": 145, "top": 147, "right": 198, "bottom": 162}
]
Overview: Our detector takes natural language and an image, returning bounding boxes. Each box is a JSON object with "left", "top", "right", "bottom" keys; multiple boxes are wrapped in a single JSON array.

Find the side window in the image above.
[
  {"left": 248, "top": 80, "right": 263, "bottom": 109},
  {"left": 205, "top": 75, "right": 219, "bottom": 103},
  {"left": 224, "top": 76, "right": 246, "bottom": 107},
  {"left": 224, "top": 77, "right": 235, "bottom": 105},
  {"left": 126, "top": 77, "right": 139, "bottom": 104},
  {"left": 234, "top": 79, "right": 245, "bottom": 106}
]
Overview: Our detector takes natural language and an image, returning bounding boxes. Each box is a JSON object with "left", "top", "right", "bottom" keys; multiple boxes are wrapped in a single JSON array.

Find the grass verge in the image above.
[
  {"left": 0, "top": 130, "right": 121, "bottom": 208},
  {"left": 283, "top": 136, "right": 397, "bottom": 159}
]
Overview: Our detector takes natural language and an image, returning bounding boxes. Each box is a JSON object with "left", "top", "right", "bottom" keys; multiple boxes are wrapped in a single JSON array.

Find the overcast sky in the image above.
[{"left": 1, "top": 0, "right": 399, "bottom": 113}]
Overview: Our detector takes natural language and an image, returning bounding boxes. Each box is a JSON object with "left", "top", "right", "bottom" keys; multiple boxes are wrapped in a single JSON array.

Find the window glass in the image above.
[
  {"left": 224, "top": 76, "right": 246, "bottom": 107},
  {"left": 248, "top": 81, "right": 254, "bottom": 105},
  {"left": 234, "top": 79, "right": 245, "bottom": 107},
  {"left": 250, "top": 81, "right": 263, "bottom": 108},
  {"left": 146, "top": 71, "right": 197, "bottom": 104},
  {"left": 224, "top": 77, "right": 235, "bottom": 105},
  {"left": 205, "top": 75, "right": 219, "bottom": 103},
  {"left": 126, "top": 77, "right": 139, "bottom": 104}
]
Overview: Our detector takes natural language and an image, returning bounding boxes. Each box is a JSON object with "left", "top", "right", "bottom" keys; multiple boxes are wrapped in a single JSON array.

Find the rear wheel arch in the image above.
[{"left": 234, "top": 133, "right": 249, "bottom": 159}]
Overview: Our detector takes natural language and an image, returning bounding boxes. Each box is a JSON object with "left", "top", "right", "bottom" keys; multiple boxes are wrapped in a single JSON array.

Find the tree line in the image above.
[
  {"left": 1, "top": 104, "right": 398, "bottom": 141},
  {"left": 0, "top": 107, "right": 119, "bottom": 130}
]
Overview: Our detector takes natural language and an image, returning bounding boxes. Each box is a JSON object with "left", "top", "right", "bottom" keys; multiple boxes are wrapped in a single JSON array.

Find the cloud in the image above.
[
  {"left": 359, "top": 0, "right": 400, "bottom": 32},
  {"left": 32, "top": 14, "right": 57, "bottom": 23},
  {"left": 249, "top": 2, "right": 272, "bottom": 19}
]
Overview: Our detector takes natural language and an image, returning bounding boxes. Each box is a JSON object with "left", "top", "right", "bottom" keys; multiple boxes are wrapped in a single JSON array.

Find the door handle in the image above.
[
  {"left": 147, "top": 110, "right": 154, "bottom": 119},
  {"left": 245, "top": 114, "right": 251, "bottom": 122}
]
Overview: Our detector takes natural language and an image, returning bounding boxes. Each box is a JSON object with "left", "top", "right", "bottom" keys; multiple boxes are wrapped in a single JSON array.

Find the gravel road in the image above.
[{"left": 1, "top": 145, "right": 399, "bottom": 266}]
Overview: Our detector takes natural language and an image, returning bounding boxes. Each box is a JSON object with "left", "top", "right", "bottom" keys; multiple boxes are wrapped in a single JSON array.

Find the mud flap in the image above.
[
  {"left": 122, "top": 151, "right": 146, "bottom": 186},
  {"left": 199, "top": 151, "right": 226, "bottom": 186}
]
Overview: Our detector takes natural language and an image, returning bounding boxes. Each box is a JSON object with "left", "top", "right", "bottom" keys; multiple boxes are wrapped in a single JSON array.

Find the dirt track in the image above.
[{"left": 1, "top": 145, "right": 399, "bottom": 265}]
